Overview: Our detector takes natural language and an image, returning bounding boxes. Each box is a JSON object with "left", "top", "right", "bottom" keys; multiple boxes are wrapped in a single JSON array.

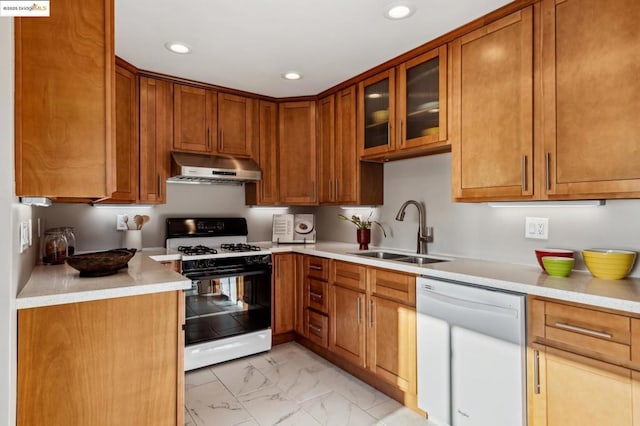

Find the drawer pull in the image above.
[
  {"left": 309, "top": 291, "right": 323, "bottom": 300},
  {"left": 308, "top": 265, "right": 323, "bottom": 271},
  {"left": 357, "top": 297, "right": 361, "bottom": 325},
  {"left": 554, "top": 322, "right": 612, "bottom": 339},
  {"left": 308, "top": 324, "right": 322, "bottom": 334}
]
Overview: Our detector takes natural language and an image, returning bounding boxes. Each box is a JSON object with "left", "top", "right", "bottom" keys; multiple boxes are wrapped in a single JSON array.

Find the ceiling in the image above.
[{"left": 115, "top": 0, "right": 512, "bottom": 98}]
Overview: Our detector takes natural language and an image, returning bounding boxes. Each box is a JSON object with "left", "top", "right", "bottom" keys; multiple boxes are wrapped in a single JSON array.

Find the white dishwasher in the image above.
[{"left": 417, "top": 276, "right": 526, "bottom": 426}]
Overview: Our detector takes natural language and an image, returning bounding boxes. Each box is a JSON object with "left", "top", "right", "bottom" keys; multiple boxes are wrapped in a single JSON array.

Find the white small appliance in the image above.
[{"left": 272, "top": 213, "right": 316, "bottom": 243}]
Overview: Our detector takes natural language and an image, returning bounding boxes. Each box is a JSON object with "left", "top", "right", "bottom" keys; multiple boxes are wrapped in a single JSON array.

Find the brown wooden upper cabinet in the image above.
[
  {"left": 319, "top": 87, "right": 383, "bottom": 205},
  {"left": 540, "top": 0, "right": 640, "bottom": 199},
  {"left": 15, "top": 0, "right": 116, "bottom": 198},
  {"left": 358, "top": 46, "right": 448, "bottom": 161},
  {"left": 246, "top": 100, "right": 279, "bottom": 205},
  {"left": 173, "top": 84, "right": 218, "bottom": 153},
  {"left": 139, "top": 77, "right": 173, "bottom": 204},
  {"left": 110, "top": 60, "right": 139, "bottom": 203},
  {"left": 278, "top": 101, "right": 317, "bottom": 205},
  {"left": 450, "top": 7, "right": 534, "bottom": 202},
  {"left": 218, "top": 93, "right": 254, "bottom": 157}
]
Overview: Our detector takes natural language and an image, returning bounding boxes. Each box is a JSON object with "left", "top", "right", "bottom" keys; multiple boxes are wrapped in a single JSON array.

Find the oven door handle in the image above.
[{"left": 185, "top": 268, "right": 270, "bottom": 281}]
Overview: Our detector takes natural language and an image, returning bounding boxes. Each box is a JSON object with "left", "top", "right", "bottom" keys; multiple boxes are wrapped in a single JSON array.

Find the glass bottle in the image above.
[{"left": 43, "top": 229, "right": 68, "bottom": 265}]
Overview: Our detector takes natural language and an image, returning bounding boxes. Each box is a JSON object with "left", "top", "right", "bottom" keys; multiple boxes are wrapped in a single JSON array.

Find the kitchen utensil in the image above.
[
  {"left": 123, "top": 215, "right": 129, "bottom": 230},
  {"left": 66, "top": 248, "right": 136, "bottom": 277},
  {"left": 582, "top": 249, "right": 637, "bottom": 280},
  {"left": 141, "top": 215, "right": 150, "bottom": 229},
  {"left": 542, "top": 256, "right": 574, "bottom": 277},
  {"left": 535, "top": 248, "right": 574, "bottom": 271},
  {"left": 133, "top": 215, "right": 143, "bottom": 230}
]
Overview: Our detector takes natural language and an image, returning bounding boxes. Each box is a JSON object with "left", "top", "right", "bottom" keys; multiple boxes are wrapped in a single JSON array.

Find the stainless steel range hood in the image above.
[{"left": 168, "top": 151, "right": 262, "bottom": 185}]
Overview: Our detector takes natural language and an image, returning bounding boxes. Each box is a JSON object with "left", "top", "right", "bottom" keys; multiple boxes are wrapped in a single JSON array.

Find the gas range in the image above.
[{"left": 166, "top": 217, "right": 273, "bottom": 371}]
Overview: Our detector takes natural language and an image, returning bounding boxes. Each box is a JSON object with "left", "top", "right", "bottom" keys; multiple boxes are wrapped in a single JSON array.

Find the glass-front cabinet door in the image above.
[
  {"left": 397, "top": 46, "right": 447, "bottom": 150},
  {"left": 358, "top": 69, "right": 396, "bottom": 157}
]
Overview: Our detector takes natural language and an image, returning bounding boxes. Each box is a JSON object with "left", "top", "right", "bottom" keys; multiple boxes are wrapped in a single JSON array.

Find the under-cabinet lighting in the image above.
[
  {"left": 20, "top": 197, "right": 51, "bottom": 207},
  {"left": 91, "top": 204, "right": 156, "bottom": 209},
  {"left": 340, "top": 206, "right": 379, "bottom": 210},
  {"left": 164, "top": 42, "right": 191, "bottom": 54},
  {"left": 487, "top": 200, "right": 605, "bottom": 208},
  {"left": 384, "top": 2, "right": 415, "bottom": 20},
  {"left": 249, "top": 206, "right": 289, "bottom": 211},
  {"left": 282, "top": 71, "right": 302, "bottom": 80}
]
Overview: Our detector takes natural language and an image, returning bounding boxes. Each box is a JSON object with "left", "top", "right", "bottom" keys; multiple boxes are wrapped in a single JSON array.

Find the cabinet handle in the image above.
[
  {"left": 157, "top": 175, "right": 161, "bottom": 197},
  {"left": 207, "top": 128, "right": 211, "bottom": 150},
  {"left": 554, "top": 322, "right": 612, "bottom": 339},
  {"left": 533, "top": 349, "right": 540, "bottom": 394},
  {"left": 309, "top": 291, "right": 323, "bottom": 300},
  {"left": 335, "top": 179, "right": 339, "bottom": 200},
  {"left": 219, "top": 129, "right": 224, "bottom": 152},
  {"left": 545, "top": 152, "right": 551, "bottom": 191},
  {"left": 312, "top": 181, "right": 316, "bottom": 200},
  {"left": 357, "top": 297, "right": 361, "bottom": 325},
  {"left": 308, "top": 323, "right": 322, "bottom": 334},
  {"left": 398, "top": 119, "right": 403, "bottom": 145},
  {"left": 368, "top": 299, "right": 373, "bottom": 328},
  {"left": 522, "top": 155, "right": 528, "bottom": 192},
  {"left": 308, "top": 265, "right": 323, "bottom": 271}
]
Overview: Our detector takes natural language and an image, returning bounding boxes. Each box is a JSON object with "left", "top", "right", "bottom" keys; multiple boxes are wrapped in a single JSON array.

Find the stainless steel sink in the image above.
[
  {"left": 395, "top": 256, "right": 448, "bottom": 265},
  {"left": 349, "top": 251, "right": 409, "bottom": 260}
]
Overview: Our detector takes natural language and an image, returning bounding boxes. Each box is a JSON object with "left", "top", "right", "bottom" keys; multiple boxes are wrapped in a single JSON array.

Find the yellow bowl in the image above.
[
  {"left": 372, "top": 110, "right": 389, "bottom": 124},
  {"left": 582, "top": 249, "right": 637, "bottom": 280},
  {"left": 421, "top": 127, "right": 439, "bottom": 136}
]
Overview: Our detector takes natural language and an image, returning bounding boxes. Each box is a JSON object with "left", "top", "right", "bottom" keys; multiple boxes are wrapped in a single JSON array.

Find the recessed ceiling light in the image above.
[
  {"left": 164, "top": 42, "right": 191, "bottom": 54},
  {"left": 384, "top": 2, "right": 415, "bottom": 20},
  {"left": 283, "top": 72, "right": 302, "bottom": 80}
]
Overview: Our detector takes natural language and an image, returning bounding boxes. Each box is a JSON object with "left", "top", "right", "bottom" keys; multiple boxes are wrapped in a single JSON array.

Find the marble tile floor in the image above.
[{"left": 185, "top": 342, "right": 435, "bottom": 426}]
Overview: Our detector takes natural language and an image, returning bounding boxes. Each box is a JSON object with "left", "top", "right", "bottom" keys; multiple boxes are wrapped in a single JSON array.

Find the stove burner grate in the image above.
[
  {"left": 220, "top": 243, "right": 262, "bottom": 252},
  {"left": 178, "top": 245, "right": 218, "bottom": 256}
]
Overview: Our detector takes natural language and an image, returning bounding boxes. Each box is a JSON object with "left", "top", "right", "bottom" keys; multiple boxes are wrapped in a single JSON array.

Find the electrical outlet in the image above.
[
  {"left": 525, "top": 217, "right": 549, "bottom": 240},
  {"left": 116, "top": 214, "right": 128, "bottom": 231}
]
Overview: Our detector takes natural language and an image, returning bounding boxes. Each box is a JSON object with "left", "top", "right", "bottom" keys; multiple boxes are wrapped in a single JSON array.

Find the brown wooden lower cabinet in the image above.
[
  {"left": 528, "top": 344, "right": 640, "bottom": 426},
  {"left": 326, "top": 260, "right": 418, "bottom": 406},
  {"left": 306, "top": 308, "right": 329, "bottom": 348},
  {"left": 17, "top": 291, "right": 184, "bottom": 426},
  {"left": 272, "top": 253, "right": 296, "bottom": 336}
]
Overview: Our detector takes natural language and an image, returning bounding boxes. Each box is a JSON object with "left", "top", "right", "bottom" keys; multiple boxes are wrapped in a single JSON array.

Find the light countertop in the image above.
[
  {"left": 16, "top": 250, "right": 191, "bottom": 309},
  {"left": 260, "top": 242, "right": 640, "bottom": 314},
  {"left": 17, "top": 242, "right": 640, "bottom": 314}
]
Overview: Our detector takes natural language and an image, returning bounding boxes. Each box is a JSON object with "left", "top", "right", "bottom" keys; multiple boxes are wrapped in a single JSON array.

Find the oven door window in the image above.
[{"left": 185, "top": 270, "right": 271, "bottom": 346}]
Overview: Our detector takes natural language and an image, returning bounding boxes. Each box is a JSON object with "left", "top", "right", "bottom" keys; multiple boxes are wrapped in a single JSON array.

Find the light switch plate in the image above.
[
  {"left": 19, "top": 222, "right": 29, "bottom": 253},
  {"left": 525, "top": 217, "right": 549, "bottom": 240},
  {"left": 116, "top": 214, "right": 128, "bottom": 231}
]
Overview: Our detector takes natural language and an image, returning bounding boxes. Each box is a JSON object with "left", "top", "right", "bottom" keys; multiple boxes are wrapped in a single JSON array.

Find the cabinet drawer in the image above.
[
  {"left": 307, "top": 278, "right": 329, "bottom": 314},
  {"left": 305, "top": 256, "right": 329, "bottom": 281},
  {"left": 368, "top": 268, "right": 416, "bottom": 306},
  {"left": 306, "top": 309, "right": 328, "bottom": 348},
  {"left": 331, "top": 261, "right": 366, "bottom": 291},
  {"left": 543, "top": 300, "right": 631, "bottom": 362}
]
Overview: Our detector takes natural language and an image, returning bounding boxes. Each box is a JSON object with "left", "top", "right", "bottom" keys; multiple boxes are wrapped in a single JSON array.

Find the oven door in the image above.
[{"left": 183, "top": 267, "right": 271, "bottom": 347}]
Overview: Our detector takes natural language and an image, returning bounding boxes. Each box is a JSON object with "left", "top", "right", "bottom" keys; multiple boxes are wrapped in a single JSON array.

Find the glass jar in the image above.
[
  {"left": 61, "top": 227, "right": 76, "bottom": 255},
  {"left": 43, "top": 229, "right": 68, "bottom": 265}
]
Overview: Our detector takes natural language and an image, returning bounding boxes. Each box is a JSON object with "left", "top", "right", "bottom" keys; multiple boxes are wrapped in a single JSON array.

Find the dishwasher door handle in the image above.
[{"left": 421, "top": 289, "right": 519, "bottom": 319}]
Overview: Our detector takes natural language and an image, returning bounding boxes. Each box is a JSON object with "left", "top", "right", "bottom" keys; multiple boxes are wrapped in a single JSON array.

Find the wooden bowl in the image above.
[{"left": 66, "top": 249, "right": 136, "bottom": 277}]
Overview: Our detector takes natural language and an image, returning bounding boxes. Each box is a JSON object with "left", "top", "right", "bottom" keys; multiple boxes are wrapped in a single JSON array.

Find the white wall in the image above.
[
  {"left": 317, "top": 153, "right": 640, "bottom": 276},
  {"left": 41, "top": 184, "right": 312, "bottom": 251},
  {"left": 1, "top": 18, "right": 40, "bottom": 426}
]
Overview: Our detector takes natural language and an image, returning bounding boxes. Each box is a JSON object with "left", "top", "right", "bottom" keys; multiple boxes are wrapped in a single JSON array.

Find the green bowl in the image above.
[{"left": 542, "top": 256, "right": 574, "bottom": 277}]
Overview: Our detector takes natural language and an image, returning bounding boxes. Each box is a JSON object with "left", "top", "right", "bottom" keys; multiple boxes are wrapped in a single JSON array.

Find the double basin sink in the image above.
[{"left": 349, "top": 251, "right": 448, "bottom": 265}]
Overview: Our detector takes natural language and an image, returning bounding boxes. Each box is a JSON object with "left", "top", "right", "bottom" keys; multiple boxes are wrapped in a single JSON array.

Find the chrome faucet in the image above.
[{"left": 395, "top": 200, "right": 430, "bottom": 254}]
